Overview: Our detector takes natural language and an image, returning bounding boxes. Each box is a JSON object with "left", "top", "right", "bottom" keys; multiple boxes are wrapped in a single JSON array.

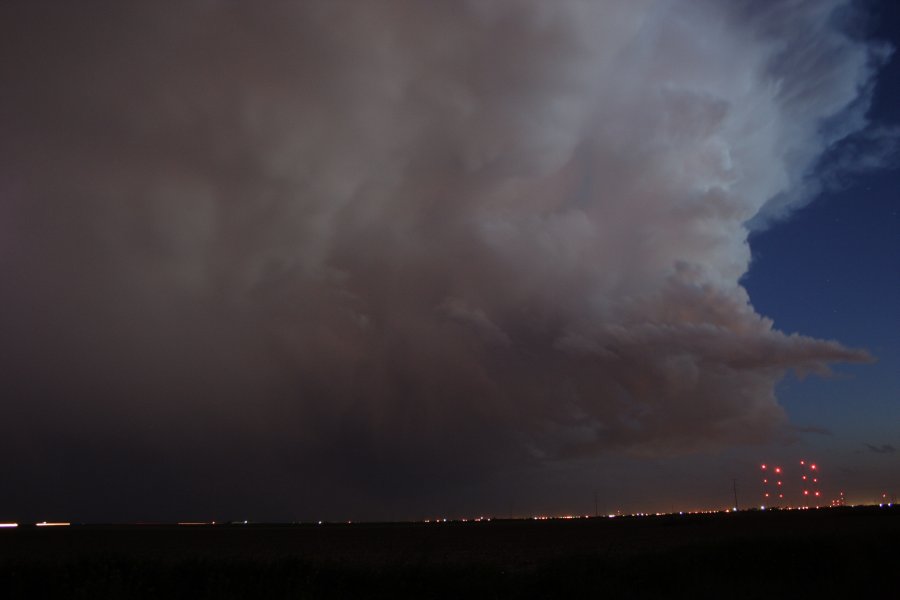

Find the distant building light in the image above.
[{"left": 0, "top": 523, "right": 17, "bottom": 528}]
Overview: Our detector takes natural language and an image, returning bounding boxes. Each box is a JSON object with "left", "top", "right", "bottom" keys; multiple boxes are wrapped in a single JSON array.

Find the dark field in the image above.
[{"left": 2, "top": 506, "right": 898, "bottom": 598}]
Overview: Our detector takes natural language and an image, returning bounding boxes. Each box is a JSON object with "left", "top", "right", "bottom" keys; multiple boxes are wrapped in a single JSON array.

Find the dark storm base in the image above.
[{"left": 2, "top": 506, "right": 897, "bottom": 598}]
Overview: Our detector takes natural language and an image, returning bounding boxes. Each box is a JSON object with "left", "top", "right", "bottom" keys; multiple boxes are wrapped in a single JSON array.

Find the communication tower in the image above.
[
  {"left": 760, "top": 464, "right": 785, "bottom": 508},
  {"left": 799, "top": 460, "right": 821, "bottom": 507}
]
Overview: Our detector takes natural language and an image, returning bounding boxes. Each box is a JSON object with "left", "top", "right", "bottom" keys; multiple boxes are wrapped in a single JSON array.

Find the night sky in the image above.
[{"left": 1, "top": 1, "right": 897, "bottom": 523}]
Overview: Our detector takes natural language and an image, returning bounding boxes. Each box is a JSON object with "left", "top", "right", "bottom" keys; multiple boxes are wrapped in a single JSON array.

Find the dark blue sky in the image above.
[{"left": 743, "top": 0, "right": 899, "bottom": 489}]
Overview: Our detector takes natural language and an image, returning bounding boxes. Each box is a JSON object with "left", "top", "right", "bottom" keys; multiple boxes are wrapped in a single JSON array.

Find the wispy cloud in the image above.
[{"left": 865, "top": 443, "right": 897, "bottom": 454}]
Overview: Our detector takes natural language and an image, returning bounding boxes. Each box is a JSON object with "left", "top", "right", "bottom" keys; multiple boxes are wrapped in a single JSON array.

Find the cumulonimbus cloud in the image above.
[{"left": 0, "top": 0, "right": 884, "bottom": 503}]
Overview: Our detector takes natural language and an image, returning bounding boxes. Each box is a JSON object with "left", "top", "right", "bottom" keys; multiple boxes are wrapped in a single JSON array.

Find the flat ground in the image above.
[{"left": 1, "top": 506, "right": 897, "bottom": 598}]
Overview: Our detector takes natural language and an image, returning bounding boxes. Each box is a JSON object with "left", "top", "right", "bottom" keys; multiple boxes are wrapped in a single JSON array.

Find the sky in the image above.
[{"left": 0, "top": 0, "right": 897, "bottom": 523}]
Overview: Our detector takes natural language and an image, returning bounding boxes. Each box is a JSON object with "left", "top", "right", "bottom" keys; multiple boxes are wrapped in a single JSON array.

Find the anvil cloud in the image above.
[{"left": 0, "top": 1, "right": 884, "bottom": 519}]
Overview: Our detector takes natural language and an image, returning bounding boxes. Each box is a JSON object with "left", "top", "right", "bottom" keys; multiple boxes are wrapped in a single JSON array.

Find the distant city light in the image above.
[
  {"left": 0, "top": 523, "right": 17, "bottom": 528},
  {"left": 35, "top": 522, "right": 70, "bottom": 527}
]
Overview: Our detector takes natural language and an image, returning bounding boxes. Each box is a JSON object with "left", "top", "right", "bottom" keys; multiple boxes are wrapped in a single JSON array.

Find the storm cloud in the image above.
[{"left": 0, "top": 1, "right": 884, "bottom": 518}]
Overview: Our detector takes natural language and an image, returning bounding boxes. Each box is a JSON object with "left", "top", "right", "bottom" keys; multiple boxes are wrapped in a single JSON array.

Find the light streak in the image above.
[
  {"left": 36, "top": 522, "right": 70, "bottom": 527},
  {"left": 0, "top": 523, "right": 17, "bottom": 528}
]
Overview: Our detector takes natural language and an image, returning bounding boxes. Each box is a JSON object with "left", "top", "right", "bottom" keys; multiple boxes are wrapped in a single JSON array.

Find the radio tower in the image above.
[
  {"left": 760, "top": 464, "right": 785, "bottom": 508},
  {"left": 799, "top": 460, "right": 821, "bottom": 507}
]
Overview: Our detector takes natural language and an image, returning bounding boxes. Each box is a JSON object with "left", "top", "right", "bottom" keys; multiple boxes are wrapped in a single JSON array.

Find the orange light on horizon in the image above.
[{"left": 36, "top": 522, "right": 70, "bottom": 527}]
